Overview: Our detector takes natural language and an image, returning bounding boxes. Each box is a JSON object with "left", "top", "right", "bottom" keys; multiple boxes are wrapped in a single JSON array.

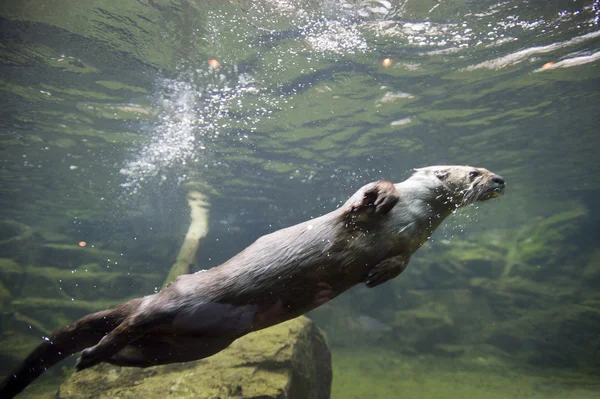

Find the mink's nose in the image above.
[{"left": 492, "top": 175, "right": 505, "bottom": 186}]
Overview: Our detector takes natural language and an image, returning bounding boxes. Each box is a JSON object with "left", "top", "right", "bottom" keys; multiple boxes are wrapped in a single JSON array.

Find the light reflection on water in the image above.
[{"left": 115, "top": 0, "right": 599, "bottom": 196}]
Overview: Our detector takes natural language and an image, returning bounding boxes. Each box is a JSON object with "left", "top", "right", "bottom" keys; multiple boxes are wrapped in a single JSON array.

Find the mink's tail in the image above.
[{"left": 0, "top": 299, "right": 140, "bottom": 398}]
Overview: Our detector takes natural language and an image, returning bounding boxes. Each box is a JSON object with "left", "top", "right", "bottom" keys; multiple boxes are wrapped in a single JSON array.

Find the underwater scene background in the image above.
[{"left": 1, "top": 0, "right": 599, "bottom": 397}]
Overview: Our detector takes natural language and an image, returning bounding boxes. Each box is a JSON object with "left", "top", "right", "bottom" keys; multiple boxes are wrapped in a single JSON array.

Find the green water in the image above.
[
  {"left": 1, "top": 0, "right": 599, "bottom": 397},
  {"left": 332, "top": 348, "right": 600, "bottom": 399}
]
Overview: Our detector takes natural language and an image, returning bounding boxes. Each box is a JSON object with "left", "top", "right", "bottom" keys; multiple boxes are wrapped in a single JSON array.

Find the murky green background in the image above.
[{"left": 1, "top": 0, "right": 599, "bottom": 397}]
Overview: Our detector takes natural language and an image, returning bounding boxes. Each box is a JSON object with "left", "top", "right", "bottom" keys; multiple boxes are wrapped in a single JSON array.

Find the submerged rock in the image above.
[{"left": 57, "top": 316, "right": 331, "bottom": 399}]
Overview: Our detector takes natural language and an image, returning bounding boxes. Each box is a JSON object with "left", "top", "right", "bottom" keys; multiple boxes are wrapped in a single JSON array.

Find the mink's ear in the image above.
[{"left": 434, "top": 169, "right": 449, "bottom": 180}]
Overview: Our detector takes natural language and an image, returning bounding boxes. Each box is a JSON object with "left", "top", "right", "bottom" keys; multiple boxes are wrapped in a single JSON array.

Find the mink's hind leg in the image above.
[
  {"left": 74, "top": 321, "right": 141, "bottom": 371},
  {"left": 77, "top": 300, "right": 261, "bottom": 369},
  {"left": 107, "top": 335, "right": 237, "bottom": 367}
]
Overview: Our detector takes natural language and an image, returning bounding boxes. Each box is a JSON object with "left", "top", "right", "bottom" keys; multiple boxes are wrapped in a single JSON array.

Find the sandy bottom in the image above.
[{"left": 331, "top": 348, "right": 600, "bottom": 399}]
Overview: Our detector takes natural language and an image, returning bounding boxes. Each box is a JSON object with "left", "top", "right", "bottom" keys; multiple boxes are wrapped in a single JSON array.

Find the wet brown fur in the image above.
[{"left": 0, "top": 165, "right": 505, "bottom": 398}]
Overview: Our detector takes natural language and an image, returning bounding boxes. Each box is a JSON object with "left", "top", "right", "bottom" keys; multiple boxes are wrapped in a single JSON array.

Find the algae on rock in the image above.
[{"left": 58, "top": 317, "right": 331, "bottom": 399}]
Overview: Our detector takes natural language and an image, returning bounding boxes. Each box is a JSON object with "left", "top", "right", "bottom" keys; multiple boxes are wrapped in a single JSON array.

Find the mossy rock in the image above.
[{"left": 56, "top": 317, "right": 331, "bottom": 399}]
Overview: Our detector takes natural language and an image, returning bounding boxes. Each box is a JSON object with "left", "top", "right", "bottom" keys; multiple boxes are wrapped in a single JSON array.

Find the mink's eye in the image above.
[{"left": 469, "top": 171, "right": 480, "bottom": 178}]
